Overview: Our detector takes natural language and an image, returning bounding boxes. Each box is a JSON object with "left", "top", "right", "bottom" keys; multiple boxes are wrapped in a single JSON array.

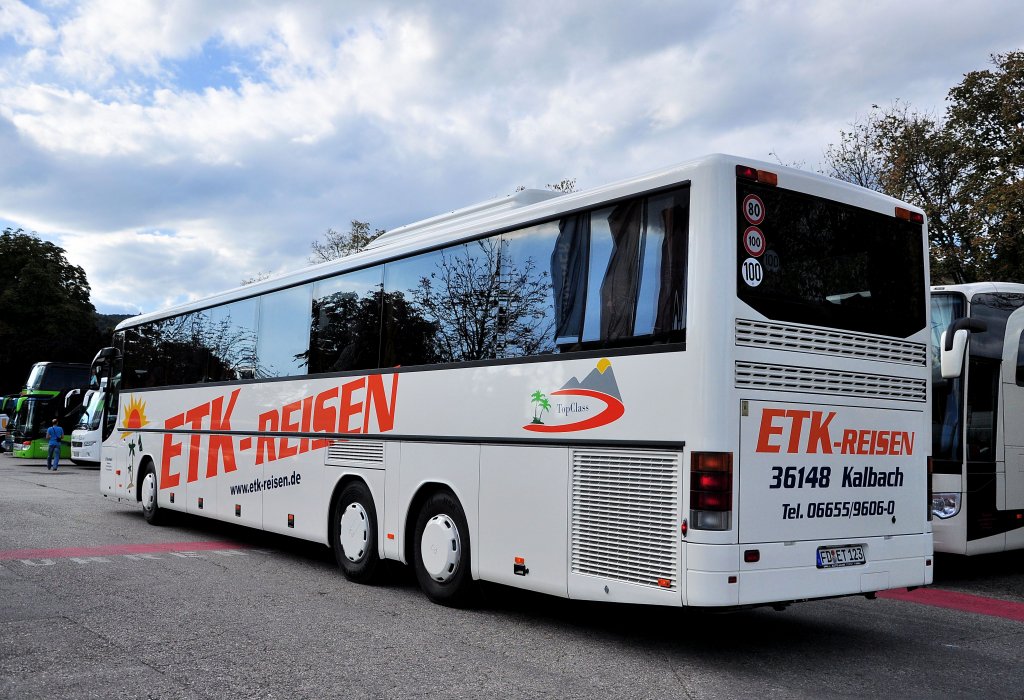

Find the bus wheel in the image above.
[
  {"left": 331, "top": 481, "right": 381, "bottom": 584},
  {"left": 413, "top": 491, "right": 475, "bottom": 607},
  {"left": 140, "top": 466, "right": 165, "bottom": 525}
]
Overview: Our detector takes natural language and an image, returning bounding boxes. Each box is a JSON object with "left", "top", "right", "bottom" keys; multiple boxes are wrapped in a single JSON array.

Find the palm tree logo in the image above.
[{"left": 530, "top": 390, "right": 551, "bottom": 424}]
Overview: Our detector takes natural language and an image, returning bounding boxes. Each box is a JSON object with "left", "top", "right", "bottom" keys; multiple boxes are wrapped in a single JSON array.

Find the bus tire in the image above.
[
  {"left": 413, "top": 491, "right": 475, "bottom": 607},
  {"left": 140, "top": 465, "right": 166, "bottom": 525},
  {"left": 331, "top": 481, "right": 381, "bottom": 584}
]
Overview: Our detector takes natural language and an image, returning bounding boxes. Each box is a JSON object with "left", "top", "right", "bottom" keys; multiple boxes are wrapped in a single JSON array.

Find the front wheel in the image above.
[
  {"left": 331, "top": 481, "right": 381, "bottom": 583},
  {"left": 140, "top": 466, "right": 166, "bottom": 525},
  {"left": 413, "top": 491, "right": 475, "bottom": 607}
]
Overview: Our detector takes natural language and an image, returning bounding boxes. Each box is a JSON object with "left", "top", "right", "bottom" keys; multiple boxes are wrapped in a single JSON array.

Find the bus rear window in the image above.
[{"left": 736, "top": 182, "right": 926, "bottom": 338}]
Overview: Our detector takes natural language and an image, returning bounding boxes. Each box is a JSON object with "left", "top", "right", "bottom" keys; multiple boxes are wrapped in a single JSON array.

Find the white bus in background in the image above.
[
  {"left": 932, "top": 281, "right": 1024, "bottom": 554},
  {"left": 93, "top": 154, "right": 933, "bottom": 609},
  {"left": 70, "top": 380, "right": 107, "bottom": 466}
]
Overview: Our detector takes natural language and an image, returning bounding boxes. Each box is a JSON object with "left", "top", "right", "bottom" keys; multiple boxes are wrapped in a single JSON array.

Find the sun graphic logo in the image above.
[{"left": 121, "top": 396, "right": 150, "bottom": 439}]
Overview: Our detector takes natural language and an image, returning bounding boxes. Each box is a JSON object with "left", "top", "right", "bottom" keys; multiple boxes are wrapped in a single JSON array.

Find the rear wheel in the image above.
[
  {"left": 140, "top": 465, "right": 166, "bottom": 525},
  {"left": 413, "top": 491, "right": 475, "bottom": 606},
  {"left": 331, "top": 481, "right": 381, "bottom": 583}
]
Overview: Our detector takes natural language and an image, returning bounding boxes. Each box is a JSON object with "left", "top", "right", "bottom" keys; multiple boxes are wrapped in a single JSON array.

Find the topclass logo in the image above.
[{"left": 524, "top": 358, "right": 624, "bottom": 433}]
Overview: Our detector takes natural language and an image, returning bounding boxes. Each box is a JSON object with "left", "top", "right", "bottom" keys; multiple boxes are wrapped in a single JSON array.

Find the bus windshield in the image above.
[
  {"left": 76, "top": 391, "right": 105, "bottom": 431},
  {"left": 931, "top": 293, "right": 966, "bottom": 464},
  {"left": 736, "top": 181, "right": 926, "bottom": 338},
  {"left": 25, "top": 364, "right": 91, "bottom": 392}
]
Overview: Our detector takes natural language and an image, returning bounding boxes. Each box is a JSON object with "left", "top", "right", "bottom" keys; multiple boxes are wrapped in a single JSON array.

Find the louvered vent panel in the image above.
[
  {"left": 571, "top": 450, "right": 681, "bottom": 590},
  {"left": 325, "top": 440, "right": 385, "bottom": 467},
  {"left": 736, "top": 361, "right": 927, "bottom": 402},
  {"left": 736, "top": 319, "right": 927, "bottom": 366}
]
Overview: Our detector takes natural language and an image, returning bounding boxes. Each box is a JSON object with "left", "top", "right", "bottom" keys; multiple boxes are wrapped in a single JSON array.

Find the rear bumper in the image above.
[{"left": 685, "top": 533, "right": 933, "bottom": 607}]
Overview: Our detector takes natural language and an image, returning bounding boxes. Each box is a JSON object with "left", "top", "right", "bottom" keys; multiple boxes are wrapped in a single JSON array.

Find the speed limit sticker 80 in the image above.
[{"left": 742, "top": 194, "right": 765, "bottom": 225}]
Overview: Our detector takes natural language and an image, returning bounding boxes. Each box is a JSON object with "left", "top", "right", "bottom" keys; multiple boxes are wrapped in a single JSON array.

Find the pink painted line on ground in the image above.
[
  {"left": 0, "top": 540, "right": 249, "bottom": 561},
  {"left": 879, "top": 587, "right": 1024, "bottom": 622}
]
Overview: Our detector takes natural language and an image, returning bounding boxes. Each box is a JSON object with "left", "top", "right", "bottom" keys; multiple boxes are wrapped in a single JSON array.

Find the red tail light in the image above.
[
  {"left": 690, "top": 452, "right": 733, "bottom": 531},
  {"left": 736, "top": 164, "right": 778, "bottom": 186}
]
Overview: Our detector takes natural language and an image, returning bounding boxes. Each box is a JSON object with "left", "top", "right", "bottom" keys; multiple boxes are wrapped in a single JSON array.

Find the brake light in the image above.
[
  {"left": 895, "top": 206, "right": 925, "bottom": 224},
  {"left": 735, "top": 164, "right": 778, "bottom": 186},
  {"left": 690, "top": 452, "right": 733, "bottom": 531}
]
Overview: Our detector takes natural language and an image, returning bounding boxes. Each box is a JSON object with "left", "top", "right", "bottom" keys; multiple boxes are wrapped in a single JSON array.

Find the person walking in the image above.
[{"left": 46, "top": 418, "right": 64, "bottom": 471}]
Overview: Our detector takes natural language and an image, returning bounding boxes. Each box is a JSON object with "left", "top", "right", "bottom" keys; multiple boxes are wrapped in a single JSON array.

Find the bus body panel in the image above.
[
  {"left": 478, "top": 444, "right": 569, "bottom": 597},
  {"left": 739, "top": 400, "right": 926, "bottom": 544}
]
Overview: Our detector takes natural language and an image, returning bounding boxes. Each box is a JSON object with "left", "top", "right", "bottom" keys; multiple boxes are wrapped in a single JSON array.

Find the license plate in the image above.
[{"left": 816, "top": 544, "right": 865, "bottom": 569}]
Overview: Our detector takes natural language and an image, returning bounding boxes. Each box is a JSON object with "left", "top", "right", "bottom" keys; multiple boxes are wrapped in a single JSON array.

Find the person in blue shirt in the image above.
[{"left": 46, "top": 419, "right": 64, "bottom": 471}]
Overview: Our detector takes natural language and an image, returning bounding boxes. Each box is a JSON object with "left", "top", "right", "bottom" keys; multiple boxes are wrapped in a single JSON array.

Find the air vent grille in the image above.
[
  {"left": 736, "top": 361, "right": 927, "bottom": 402},
  {"left": 571, "top": 449, "right": 681, "bottom": 590},
  {"left": 325, "top": 440, "right": 385, "bottom": 467},
  {"left": 736, "top": 319, "right": 926, "bottom": 366}
]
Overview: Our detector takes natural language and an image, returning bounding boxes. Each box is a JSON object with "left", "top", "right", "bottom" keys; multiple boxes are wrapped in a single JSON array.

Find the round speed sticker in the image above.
[
  {"left": 742, "top": 194, "right": 765, "bottom": 225},
  {"left": 743, "top": 226, "right": 765, "bottom": 257},
  {"left": 741, "top": 257, "right": 763, "bottom": 287}
]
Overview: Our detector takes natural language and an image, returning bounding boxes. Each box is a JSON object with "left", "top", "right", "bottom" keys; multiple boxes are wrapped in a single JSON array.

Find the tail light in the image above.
[
  {"left": 690, "top": 452, "right": 733, "bottom": 531},
  {"left": 736, "top": 164, "right": 778, "bottom": 186}
]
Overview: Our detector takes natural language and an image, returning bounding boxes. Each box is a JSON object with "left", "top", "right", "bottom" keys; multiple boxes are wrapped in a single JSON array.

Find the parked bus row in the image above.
[{"left": 1, "top": 362, "right": 95, "bottom": 461}]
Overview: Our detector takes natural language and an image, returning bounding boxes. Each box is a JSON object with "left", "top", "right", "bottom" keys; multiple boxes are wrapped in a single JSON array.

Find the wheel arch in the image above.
[
  {"left": 326, "top": 473, "right": 377, "bottom": 548},
  {"left": 135, "top": 456, "right": 156, "bottom": 503}
]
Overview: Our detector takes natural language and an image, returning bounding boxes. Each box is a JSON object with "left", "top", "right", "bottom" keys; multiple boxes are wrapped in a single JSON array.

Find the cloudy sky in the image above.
[{"left": 1, "top": 1, "right": 1022, "bottom": 315}]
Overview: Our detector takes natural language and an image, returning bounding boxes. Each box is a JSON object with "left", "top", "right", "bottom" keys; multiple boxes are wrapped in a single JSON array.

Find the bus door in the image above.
[{"left": 1001, "top": 307, "right": 1024, "bottom": 512}]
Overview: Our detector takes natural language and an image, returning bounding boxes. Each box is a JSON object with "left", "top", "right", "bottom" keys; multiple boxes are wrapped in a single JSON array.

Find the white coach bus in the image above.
[
  {"left": 95, "top": 154, "right": 933, "bottom": 608},
  {"left": 932, "top": 281, "right": 1024, "bottom": 554}
]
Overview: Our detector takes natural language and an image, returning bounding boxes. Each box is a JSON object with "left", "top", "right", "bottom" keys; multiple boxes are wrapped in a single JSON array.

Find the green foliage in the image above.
[
  {"left": 0, "top": 228, "right": 104, "bottom": 393},
  {"left": 824, "top": 52, "right": 1024, "bottom": 284}
]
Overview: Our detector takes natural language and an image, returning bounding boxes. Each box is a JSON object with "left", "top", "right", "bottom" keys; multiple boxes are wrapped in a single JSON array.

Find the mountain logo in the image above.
[{"left": 524, "top": 358, "right": 624, "bottom": 433}]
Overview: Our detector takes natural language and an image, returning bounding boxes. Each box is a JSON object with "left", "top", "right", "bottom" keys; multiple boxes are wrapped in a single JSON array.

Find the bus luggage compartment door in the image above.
[{"left": 737, "top": 400, "right": 926, "bottom": 545}]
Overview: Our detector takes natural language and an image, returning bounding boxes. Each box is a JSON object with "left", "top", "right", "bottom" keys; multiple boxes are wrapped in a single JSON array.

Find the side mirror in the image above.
[
  {"left": 940, "top": 318, "right": 987, "bottom": 379},
  {"left": 64, "top": 388, "right": 81, "bottom": 409}
]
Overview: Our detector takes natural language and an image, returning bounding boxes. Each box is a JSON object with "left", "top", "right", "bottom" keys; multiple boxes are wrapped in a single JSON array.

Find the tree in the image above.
[
  {"left": 824, "top": 53, "right": 1024, "bottom": 283},
  {"left": 0, "top": 228, "right": 105, "bottom": 394},
  {"left": 310, "top": 220, "right": 386, "bottom": 264}
]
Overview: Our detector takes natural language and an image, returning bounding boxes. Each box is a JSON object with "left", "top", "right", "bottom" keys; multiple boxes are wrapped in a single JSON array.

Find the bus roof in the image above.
[
  {"left": 932, "top": 282, "right": 1024, "bottom": 300},
  {"left": 117, "top": 153, "right": 923, "bottom": 332}
]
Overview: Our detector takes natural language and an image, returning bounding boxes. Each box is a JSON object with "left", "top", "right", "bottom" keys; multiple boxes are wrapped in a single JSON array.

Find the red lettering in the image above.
[
  {"left": 256, "top": 410, "right": 279, "bottom": 465},
  {"left": 312, "top": 387, "right": 338, "bottom": 450},
  {"left": 756, "top": 409, "right": 786, "bottom": 453},
  {"left": 339, "top": 378, "right": 366, "bottom": 433},
  {"left": 784, "top": 410, "right": 810, "bottom": 453},
  {"left": 902, "top": 431, "right": 914, "bottom": 455},
  {"left": 875, "top": 430, "right": 890, "bottom": 456},
  {"left": 278, "top": 400, "right": 302, "bottom": 459},
  {"left": 365, "top": 373, "right": 398, "bottom": 433},
  {"left": 840, "top": 429, "right": 857, "bottom": 454},
  {"left": 806, "top": 411, "right": 835, "bottom": 454},
  {"left": 299, "top": 396, "right": 313, "bottom": 454},
  {"left": 856, "top": 430, "right": 871, "bottom": 455},
  {"left": 160, "top": 412, "right": 185, "bottom": 489},
  {"left": 207, "top": 389, "right": 241, "bottom": 478},
  {"left": 185, "top": 402, "right": 211, "bottom": 482}
]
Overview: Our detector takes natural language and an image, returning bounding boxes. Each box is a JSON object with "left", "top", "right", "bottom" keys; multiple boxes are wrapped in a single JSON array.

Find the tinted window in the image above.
[
  {"left": 310, "top": 266, "right": 383, "bottom": 373},
  {"left": 931, "top": 293, "right": 966, "bottom": 462},
  {"left": 736, "top": 182, "right": 926, "bottom": 338},
  {"left": 499, "top": 223, "right": 559, "bottom": 357},
  {"left": 256, "top": 284, "right": 312, "bottom": 378},
  {"left": 206, "top": 299, "right": 258, "bottom": 381}
]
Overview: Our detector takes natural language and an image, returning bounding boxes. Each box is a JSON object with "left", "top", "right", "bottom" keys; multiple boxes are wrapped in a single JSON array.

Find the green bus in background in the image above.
[{"left": 10, "top": 362, "right": 91, "bottom": 460}]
